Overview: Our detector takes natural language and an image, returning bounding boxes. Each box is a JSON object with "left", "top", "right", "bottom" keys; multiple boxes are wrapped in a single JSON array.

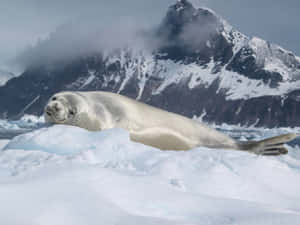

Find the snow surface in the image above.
[{"left": 1, "top": 118, "right": 300, "bottom": 225}]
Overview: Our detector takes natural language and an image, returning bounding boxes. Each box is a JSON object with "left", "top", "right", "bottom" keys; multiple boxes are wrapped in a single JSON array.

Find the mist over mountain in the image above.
[
  {"left": 0, "top": 69, "right": 14, "bottom": 86},
  {"left": 1, "top": 0, "right": 300, "bottom": 127},
  {"left": 15, "top": 19, "right": 149, "bottom": 68}
]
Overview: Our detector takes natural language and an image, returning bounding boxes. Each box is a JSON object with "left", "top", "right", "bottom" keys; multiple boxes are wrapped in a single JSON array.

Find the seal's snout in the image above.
[
  {"left": 46, "top": 102, "right": 62, "bottom": 113},
  {"left": 44, "top": 93, "right": 76, "bottom": 124},
  {"left": 44, "top": 98, "right": 68, "bottom": 123},
  {"left": 53, "top": 102, "right": 61, "bottom": 112}
]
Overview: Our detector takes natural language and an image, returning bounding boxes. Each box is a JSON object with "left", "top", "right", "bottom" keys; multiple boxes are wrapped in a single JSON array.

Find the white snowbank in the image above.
[
  {"left": 20, "top": 114, "right": 45, "bottom": 124},
  {"left": 1, "top": 125, "right": 300, "bottom": 225}
]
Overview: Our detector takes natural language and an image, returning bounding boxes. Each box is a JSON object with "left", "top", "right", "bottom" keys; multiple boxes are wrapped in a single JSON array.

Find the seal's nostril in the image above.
[
  {"left": 53, "top": 103, "right": 60, "bottom": 111},
  {"left": 47, "top": 111, "right": 51, "bottom": 116}
]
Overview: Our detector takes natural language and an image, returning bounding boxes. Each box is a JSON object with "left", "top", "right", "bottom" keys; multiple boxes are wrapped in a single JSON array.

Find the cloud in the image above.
[
  {"left": 15, "top": 18, "right": 150, "bottom": 67},
  {"left": 13, "top": 0, "right": 231, "bottom": 68},
  {"left": 1, "top": 0, "right": 175, "bottom": 69},
  {"left": 15, "top": 0, "right": 221, "bottom": 68},
  {"left": 3, "top": 0, "right": 300, "bottom": 71}
]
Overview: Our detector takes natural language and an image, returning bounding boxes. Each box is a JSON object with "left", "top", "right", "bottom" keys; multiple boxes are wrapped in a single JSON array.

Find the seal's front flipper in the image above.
[{"left": 238, "top": 133, "right": 298, "bottom": 156}]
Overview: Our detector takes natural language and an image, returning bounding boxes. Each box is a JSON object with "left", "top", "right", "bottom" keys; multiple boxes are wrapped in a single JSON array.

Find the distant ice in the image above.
[
  {"left": 0, "top": 114, "right": 44, "bottom": 130},
  {"left": 0, "top": 114, "right": 45, "bottom": 139}
]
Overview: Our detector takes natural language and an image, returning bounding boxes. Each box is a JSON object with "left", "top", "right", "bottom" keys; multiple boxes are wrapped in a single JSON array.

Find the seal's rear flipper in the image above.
[{"left": 238, "top": 133, "right": 298, "bottom": 156}]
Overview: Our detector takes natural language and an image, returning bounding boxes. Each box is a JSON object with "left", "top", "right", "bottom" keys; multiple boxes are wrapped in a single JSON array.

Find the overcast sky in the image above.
[{"left": 0, "top": 0, "right": 299, "bottom": 71}]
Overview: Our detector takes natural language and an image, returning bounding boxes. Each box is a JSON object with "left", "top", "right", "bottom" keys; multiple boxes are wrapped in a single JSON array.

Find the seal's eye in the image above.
[
  {"left": 69, "top": 108, "right": 77, "bottom": 117},
  {"left": 52, "top": 97, "right": 57, "bottom": 101}
]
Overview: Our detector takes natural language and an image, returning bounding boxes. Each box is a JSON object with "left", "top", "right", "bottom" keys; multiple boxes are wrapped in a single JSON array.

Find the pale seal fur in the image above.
[{"left": 44, "top": 91, "right": 297, "bottom": 155}]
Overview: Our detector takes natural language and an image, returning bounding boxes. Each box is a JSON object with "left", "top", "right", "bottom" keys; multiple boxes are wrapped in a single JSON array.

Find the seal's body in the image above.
[{"left": 45, "top": 91, "right": 297, "bottom": 155}]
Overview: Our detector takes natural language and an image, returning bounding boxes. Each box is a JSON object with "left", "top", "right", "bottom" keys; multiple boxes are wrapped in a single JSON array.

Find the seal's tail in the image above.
[{"left": 238, "top": 133, "right": 298, "bottom": 156}]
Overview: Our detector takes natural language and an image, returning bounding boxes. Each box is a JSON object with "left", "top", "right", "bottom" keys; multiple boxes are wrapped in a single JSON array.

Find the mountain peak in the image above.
[
  {"left": 174, "top": 0, "right": 194, "bottom": 11},
  {"left": 156, "top": 0, "right": 229, "bottom": 62},
  {"left": 164, "top": 0, "right": 196, "bottom": 28},
  {"left": 162, "top": 0, "right": 223, "bottom": 35}
]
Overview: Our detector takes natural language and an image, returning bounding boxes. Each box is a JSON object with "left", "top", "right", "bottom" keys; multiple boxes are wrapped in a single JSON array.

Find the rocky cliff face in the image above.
[{"left": 1, "top": 0, "right": 300, "bottom": 127}]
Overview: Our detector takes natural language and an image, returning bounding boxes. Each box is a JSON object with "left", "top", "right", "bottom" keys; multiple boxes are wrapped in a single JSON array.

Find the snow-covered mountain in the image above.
[{"left": 1, "top": 0, "right": 300, "bottom": 127}]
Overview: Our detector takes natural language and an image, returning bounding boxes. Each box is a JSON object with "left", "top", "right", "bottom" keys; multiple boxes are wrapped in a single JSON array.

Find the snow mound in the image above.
[
  {"left": 4, "top": 125, "right": 133, "bottom": 155},
  {"left": 1, "top": 125, "right": 300, "bottom": 225}
]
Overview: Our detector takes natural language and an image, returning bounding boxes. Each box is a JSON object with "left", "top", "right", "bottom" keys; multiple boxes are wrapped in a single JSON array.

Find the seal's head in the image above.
[{"left": 44, "top": 92, "right": 78, "bottom": 125}]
